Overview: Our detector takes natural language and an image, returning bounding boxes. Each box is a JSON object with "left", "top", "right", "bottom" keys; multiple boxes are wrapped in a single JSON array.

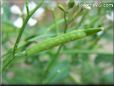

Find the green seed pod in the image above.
[
  {"left": 26, "top": 28, "right": 102, "bottom": 56},
  {"left": 58, "top": 4, "right": 65, "bottom": 12},
  {"left": 2, "top": 28, "right": 103, "bottom": 71},
  {"left": 68, "top": 0, "right": 75, "bottom": 9}
]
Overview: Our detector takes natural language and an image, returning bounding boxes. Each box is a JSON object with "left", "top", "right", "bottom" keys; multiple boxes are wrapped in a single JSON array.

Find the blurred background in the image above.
[{"left": 1, "top": 0, "right": 114, "bottom": 84}]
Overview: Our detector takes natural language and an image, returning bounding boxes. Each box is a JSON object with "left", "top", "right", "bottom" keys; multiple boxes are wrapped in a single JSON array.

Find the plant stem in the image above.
[
  {"left": 63, "top": 12, "right": 68, "bottom": 33},
  {"left": 26, "top": 0, "right": 29, "bottom": 15},
  {"left": 51, "top": 10, "right": 59, "bottom": 35},
  {"left": 64, "top": 49, "right": 113, "bottom": 55},
  {"left": 3, "top": 0, "right": 44, "bottom": 71},
  {"left": 13, "top": 0, "right": 44, "bottom": 56}
]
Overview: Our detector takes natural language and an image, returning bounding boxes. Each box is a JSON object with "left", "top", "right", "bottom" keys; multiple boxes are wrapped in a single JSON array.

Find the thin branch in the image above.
[{"left": 3, "top": 0, "right": 44, "bottom": 71}]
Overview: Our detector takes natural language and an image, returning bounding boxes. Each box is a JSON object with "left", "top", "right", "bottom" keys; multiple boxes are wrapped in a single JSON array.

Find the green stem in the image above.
[
  {"left": 4, "top": 0, "right": 44, "bottom": 71},
  {"left": 64, "top": 49, "right": 113, "bottom": 55},
  {"left": 51, "top": 10, "right": 59, "bottom": 35},
  {"left": 13, "top": 0, "right": 44, "bottom": 56},
  {"left": 63, "top": 12, "right": 68, "bottom": 33},
  {"left": 75, "top": 10, "right": 88, "bottom": 29},
  {"left": 26, "top": 0, "right": 29, "bottom": 15}
]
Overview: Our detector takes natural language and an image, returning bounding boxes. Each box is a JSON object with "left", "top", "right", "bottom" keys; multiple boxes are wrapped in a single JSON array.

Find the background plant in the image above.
[{"left": 1, "top": 0, "right": 113, "bottom": 84}]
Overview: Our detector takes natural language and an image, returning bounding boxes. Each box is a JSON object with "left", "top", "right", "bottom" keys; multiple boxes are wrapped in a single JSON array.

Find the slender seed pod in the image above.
[
  {"left": 2, "top": 28, "right": 103, "bottom": 71},
  {"left": 26, "top": 28, "right": 102, "bottom": 56}
]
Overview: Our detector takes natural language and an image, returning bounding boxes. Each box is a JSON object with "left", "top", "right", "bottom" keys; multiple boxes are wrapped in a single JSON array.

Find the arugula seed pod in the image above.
[
  {"left": 2, "top": 28, "right": 103, "bottom": 71},
  {"left": 26, "top": 28, "right": 102, "bottom": 56}
]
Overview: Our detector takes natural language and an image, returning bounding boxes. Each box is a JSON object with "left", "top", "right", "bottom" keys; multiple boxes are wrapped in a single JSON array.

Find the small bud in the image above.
[{"left": 68, "top": 0, "right": 74, "bottom": 9}]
